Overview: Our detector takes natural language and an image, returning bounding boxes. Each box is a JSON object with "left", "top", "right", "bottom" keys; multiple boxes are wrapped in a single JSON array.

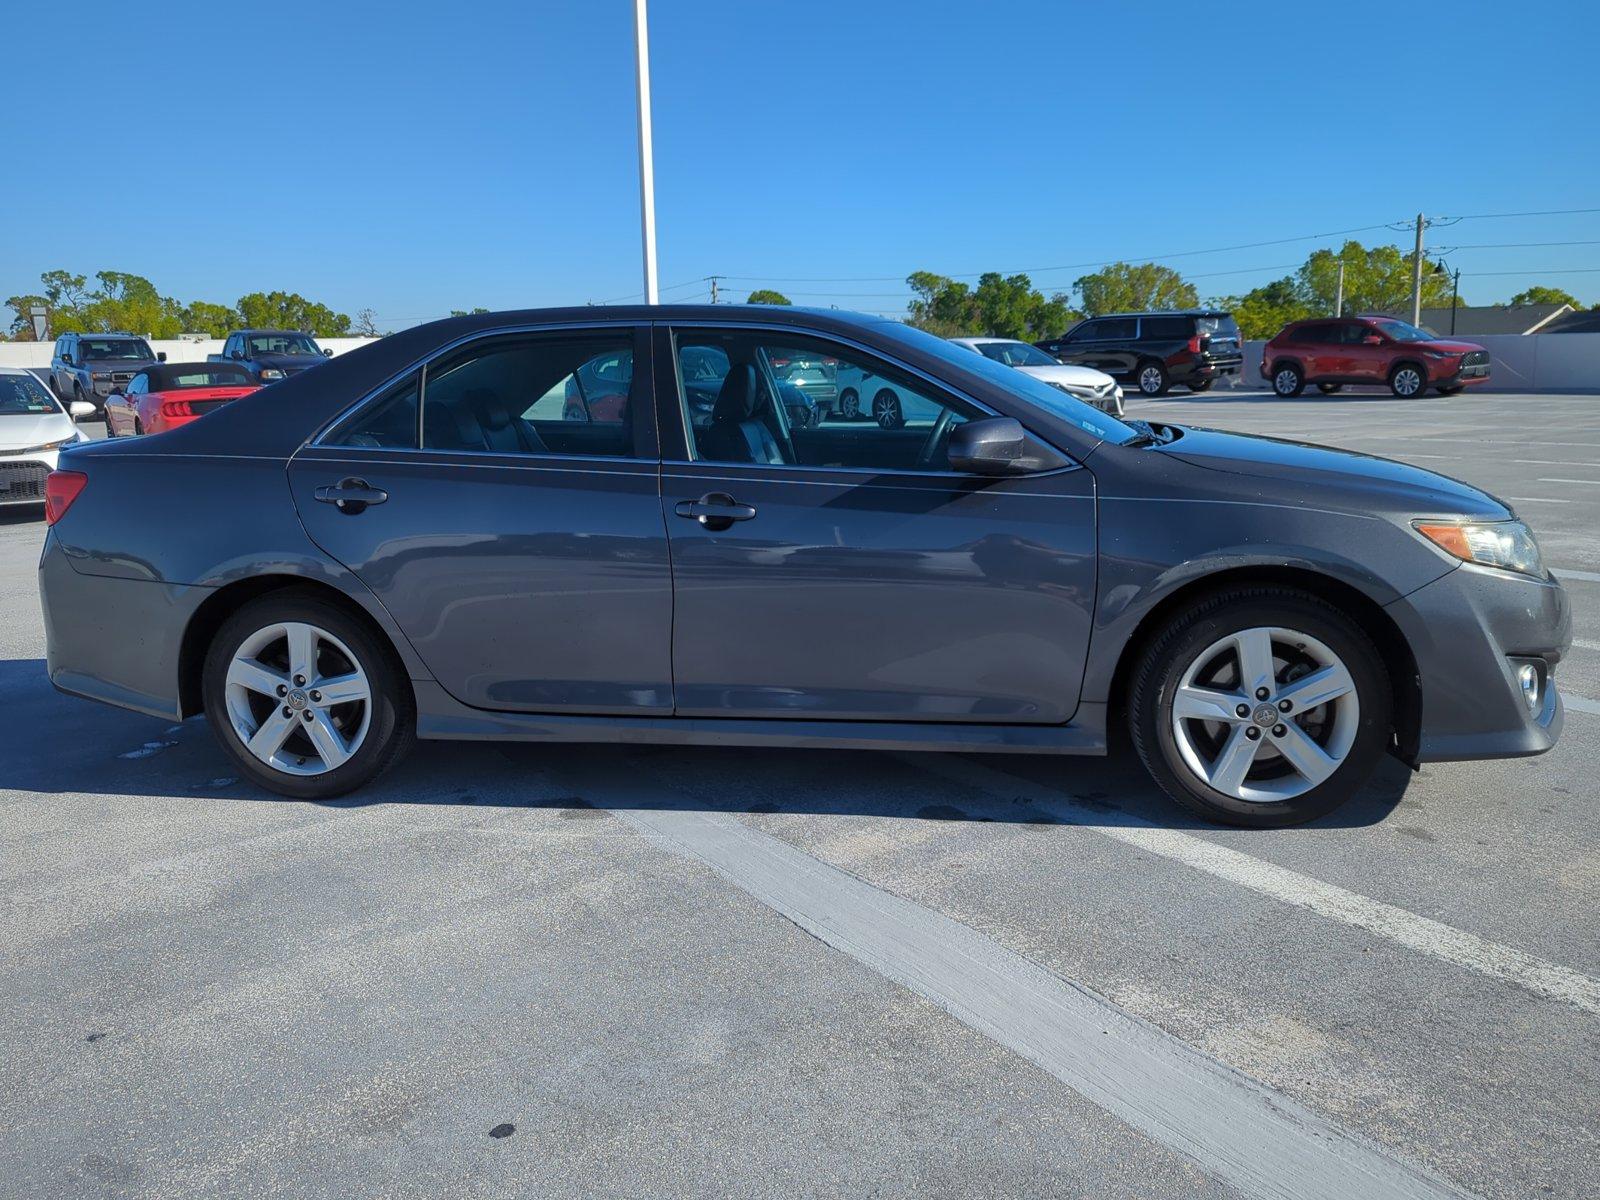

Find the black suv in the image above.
[
  {"left": 50, "top": 332, "right": 165, "bottom": 418},
  {"left": 1036, "top": 311, "right": 1243, "bottom": 396}
]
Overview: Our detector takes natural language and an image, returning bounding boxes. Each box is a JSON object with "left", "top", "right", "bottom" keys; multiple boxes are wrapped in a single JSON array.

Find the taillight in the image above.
[
  {"left": 161, "top": 399, "right": 193, "bottom": 418},
  {"left": 1186, "top": 334, "right": 1203, "bottom": 353},
  {"left": 769, "top": 357, "right": 791, "bottom": 369},
  {"left": 821, "top": 357, "right": 838, "bottom": 367},
  {"left": 45, "top": 470, "right": 87, "bottom": 525}
]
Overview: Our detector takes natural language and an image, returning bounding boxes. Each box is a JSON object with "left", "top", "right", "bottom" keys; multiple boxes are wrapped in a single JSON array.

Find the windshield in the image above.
[
  {"left": 885, "top": 323, "right": 1140, "bottom": 445},
  {"left": 0, "top": 373, "right": 63, "bottom": 415},
  {"left": 1370, "top": 319, "right": 1436, "bottom": 342},
  {"left": 975, "top": 341, "right": 1059, "bottom": 368},
  {"left": 247, "top": 333, "right": 322, "bottom": 356},
  {"left": 81, "top": 338, "right": 155, "bottom": 361}
]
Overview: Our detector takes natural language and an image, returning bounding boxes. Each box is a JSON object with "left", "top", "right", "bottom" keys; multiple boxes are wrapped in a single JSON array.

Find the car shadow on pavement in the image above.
[{"left": 3, "top": 656, "right": 1413, "bottom": 833}]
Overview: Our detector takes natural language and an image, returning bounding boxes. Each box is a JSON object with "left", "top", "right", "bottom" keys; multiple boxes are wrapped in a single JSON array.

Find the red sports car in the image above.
[{"left": 104, "top": 362, "right": 260, "bottom": 437}]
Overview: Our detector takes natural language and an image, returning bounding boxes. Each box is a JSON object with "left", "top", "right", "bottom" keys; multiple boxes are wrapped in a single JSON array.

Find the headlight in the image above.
[
  {"left": 259, "top": 368, "right": 286, "bottom": 380},
  {"left": 1413, "top": 520, "right": 1544, "bottom": 577},
  {"left": 1423, "top": 350, "right": 1456, "bottom": 360},
  {"left": 27, "top": 434, "right": 81, "bottom": 452}
]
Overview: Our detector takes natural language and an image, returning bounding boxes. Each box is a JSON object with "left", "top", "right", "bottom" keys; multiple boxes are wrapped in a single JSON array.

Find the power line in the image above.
[
  {"left": 1434, "top": 239, "right": 1600, "bottom": 251},
  {"left": 1447, "top": 206, "right": 1600, "bottom": 220}
]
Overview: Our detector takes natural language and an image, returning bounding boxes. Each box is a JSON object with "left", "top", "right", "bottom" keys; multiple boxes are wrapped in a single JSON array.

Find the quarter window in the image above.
[
  {"left": 325, "top": 371, "right": 421, "bottom": 449},
  {"left": 672, "top": 329, "right": 978, "bottom": 472},
  {"left": 1140, "top": 316, "right": 1192, "bottom": 340}
]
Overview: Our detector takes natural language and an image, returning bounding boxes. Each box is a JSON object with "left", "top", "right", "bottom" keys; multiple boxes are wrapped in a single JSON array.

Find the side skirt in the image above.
[{"left": 413, "top": 681, "right": 1108, "bottom": 756}]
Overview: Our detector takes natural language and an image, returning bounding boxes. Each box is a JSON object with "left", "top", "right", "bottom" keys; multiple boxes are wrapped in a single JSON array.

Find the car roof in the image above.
[
  {"left": 1084, "top": 310, "right": 1233, "bottom": 319},
  {"left": 0, "top": 365, "right": 37, "bottom": 375},
  {"left": 237, "top": 328, "right": 313, "bottom": 336}
]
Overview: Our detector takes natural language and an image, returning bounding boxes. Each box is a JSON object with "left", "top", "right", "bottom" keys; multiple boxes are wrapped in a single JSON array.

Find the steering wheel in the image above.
[{"left": 916, "top": 408, "right": 956, "bottom": 468}]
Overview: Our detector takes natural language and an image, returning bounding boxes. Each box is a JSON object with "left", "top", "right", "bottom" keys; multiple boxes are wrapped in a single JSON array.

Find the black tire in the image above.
[
  {"left": 1188, "top": 378, "right": 1213, "bottom": 393},
  {"left": 132, "top": 419, "right": 144, "bottom": 437},
  {"left": 1128, "top": 587, "right": 1391, "bottom": 827},
  {"left": 1388, "top": 362, "right": 1426, "bottom": 399},
  {"left": 1317, "top": 383, "right": 1343, "bottom": 395},
  {"left": 73, "top": 383, "right": 97, "bottom": 420},
  {"left": 102, "top": 413, "right": 117, "bottom": 439},
  {"left": 1136, "top": 360, "right": 1169, "bottom": 396},
  {"left": 839, "top": 388, "right": 860, "bottom": 419},
  {"left": 1436, "top": 385, "right": 1464, "bottom": 396},
  {"left": 873, "top": 389, "right": 904, "bottom": 429},
  {"left": 202, "top": 589, "right": 415, "bottom": 800},
  {"left": 1270, "top": 363, "right": 1305, "bottom": 397}
]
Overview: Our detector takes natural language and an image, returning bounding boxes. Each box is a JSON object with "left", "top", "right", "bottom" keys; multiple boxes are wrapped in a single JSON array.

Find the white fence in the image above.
[
  {"left": 1239, "top": 333, "right": 1600, "bottom": 392},
  {"left": 0, "top": 337, "right": 379, "bottom": 370}
]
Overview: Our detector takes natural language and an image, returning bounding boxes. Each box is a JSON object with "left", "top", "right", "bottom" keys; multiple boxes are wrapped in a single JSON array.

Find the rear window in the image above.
[
  {"left": 1140, "top": 316, "right": 1193, "bottom": 340},
  {"left": 1196, "top": 315, "right": 1239, "bottom": 339}
]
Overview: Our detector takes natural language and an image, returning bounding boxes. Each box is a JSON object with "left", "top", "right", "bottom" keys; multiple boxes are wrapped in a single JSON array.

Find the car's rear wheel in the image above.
[
  {"left": 1136, "top": 361, "right": 1169, "bottom": 396},
  {"left": 1437, "top": 385, "right": 1464, "bottom": 396},
  {"left": 839, "top": 388, "right": 860, "bottom": 419},
  {"left": 1271, "top": 364, "right": 1305, "bottom": 397},
  {"left": 1128, "top": 588, "right": 1391, "bottom": 827},
  {"left": 202, "top": 590, "right": 414, "bottom": 800},
  {"left": 1188, "top": 378, "right": 1213, "bottom": 393},
  {"left": 1317, "top": 383, "right": 1343, "bottom": 395},
  {"left": 1389, "top": 363, "right": 1425, "bottom": 398},
  {"left": 873, "top": 389, "right": 904, "bottom": 429}
]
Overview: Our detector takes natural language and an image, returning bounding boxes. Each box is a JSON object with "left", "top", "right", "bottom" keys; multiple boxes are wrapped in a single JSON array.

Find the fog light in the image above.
[{"left": 1515, "top": 662, "right": 1541, "bottom": 714}]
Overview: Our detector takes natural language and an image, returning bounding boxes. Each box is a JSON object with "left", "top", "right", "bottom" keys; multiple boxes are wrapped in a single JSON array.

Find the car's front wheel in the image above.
[
  {"left": 202, "top": 590, "right": 414, "bottom": 799},
  {"left": 1437, "top": 385, "right": 1464, "bottom": 396},
  {"left": 1188, "top": 378, "right": 1213, "bottom": 393},
  {"left": 1128, "top": 588, "right": 1391, "bottom": 826},
  {"left": 1271, "top": 364, "right": 1305, "bottom": 397},
  {"left": 1317, "top": 383, "right": 1343, "bottom": 395},
  {"left": 1389, "top": 363, "right": 1426, "bottom": 398},
  {"left": 873, "top": 389, "right": 904, "bottom": 429},
  {"left": 839, "top": 388, "right": 860, "bottom": 419}
]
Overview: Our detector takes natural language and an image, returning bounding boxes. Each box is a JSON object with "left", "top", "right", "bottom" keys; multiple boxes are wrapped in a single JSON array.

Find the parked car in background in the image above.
[
  {"left": 0, "top": 368, "right": 88, "bottom": 509},
  {"left": 834, "top": 359, "right": 931, "bottom": 428},
  {"left": 1262, "top": 316, "right": 1492, "bottom": 399},
  {"left": 767, "top": 347, "right": 838, "bottom": 423},
  {"left": 49, "top": 333, "right": 165, "bottom": 418},
  {"left": 40, "top": 305, "right": 1569, "bottom": 827},
  {"left": 950, "top": 337, "right": 1125, "bottom": 417},
  {"left": 209, "top": 329, "right": 332, "bottom": 384},
  {"left": 678, "top": 341, "right": 820, "bottom": 429},
  {"left": 562, "top": 347, "right": 633, "bottom": 422},
  {"left": 1036, "top": 312, "right": 1244, "bottom": 396},
  {"left": 103, "top": 362, "right": 260, "bottom": 438}
]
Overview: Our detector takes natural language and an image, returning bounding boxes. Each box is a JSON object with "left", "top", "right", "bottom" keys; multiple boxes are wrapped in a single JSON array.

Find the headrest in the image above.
[
  {"left": 464, "top": 387, "right": 511, "bottom": 430},
  {"left": 712, "top": 364, "right": 760, "bottom": 423}
]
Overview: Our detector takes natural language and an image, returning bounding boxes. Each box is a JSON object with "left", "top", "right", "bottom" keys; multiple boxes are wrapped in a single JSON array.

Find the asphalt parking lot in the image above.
[{"left": 3, "top": 390, "right": 1597, "bottom": 1199}]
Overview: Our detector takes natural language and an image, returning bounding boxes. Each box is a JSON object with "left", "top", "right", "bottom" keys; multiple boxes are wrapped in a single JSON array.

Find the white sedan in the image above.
[
  {"left": 0, "top": 368, "right": 91, "bottom": 511},
  {"left": 949, "top": 337, "right": 1125, "bottom": 417}
]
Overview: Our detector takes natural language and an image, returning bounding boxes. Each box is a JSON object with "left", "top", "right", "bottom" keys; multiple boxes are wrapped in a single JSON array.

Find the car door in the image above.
[
  {"left": 1051, "top": 320, "right": 1101, "bottom": 371},
  {"left": 108, "top": 372, "right": 139, "bottom": 434},
  {"left": 655, "top": 324, "right": 1097, "bottom": 725},
  {"left": 287, "top": 324, "right": 675, "bottom": 715},
  {"left": 1341, "top": 322, "right": 1389, "bottom": 381}
]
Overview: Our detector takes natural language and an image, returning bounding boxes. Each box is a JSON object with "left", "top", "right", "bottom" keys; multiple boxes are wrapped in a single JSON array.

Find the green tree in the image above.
[
  {"left": 1222, "top": 277, "right": 1314, "bottom": 340},
  {"left": 449, "top": 307, "right": 490, "bottom": 317},
  {"left": 1074, "top": 262, "right": 1198, "bottom": 317},
  {"left": 746, "top": 289, "right": 791, "bottom": 305},
  {"left": 1507, "top": 285, "right": 1582, "bottom": 309},
  {"left": 3, "top": 294, "right": 49, "bottom": 339},
  {"left": 181, "top": 300, "right": 243, "bottom": 336},
  {"left": 1297, "top": 241, "right": 1455, "bottom": 316},
  {"left": 237, "top": 291, "right": 352, "bottom": 336},
  {"left": 906, "top": 271, "right": 1076, "bottom": 339}
]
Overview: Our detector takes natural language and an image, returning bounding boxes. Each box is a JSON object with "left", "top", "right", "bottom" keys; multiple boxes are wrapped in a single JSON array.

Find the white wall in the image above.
[
  {"left": 0, "top": 336, "right": 379, "bottom": 370},
  {"left": 1239, "top": 333, "right": 1600, "bottom": 392}
]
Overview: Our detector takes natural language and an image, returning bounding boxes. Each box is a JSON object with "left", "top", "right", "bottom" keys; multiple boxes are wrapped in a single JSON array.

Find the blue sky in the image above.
[{"left": 6, "top": 0, "right": 1598, "bottom": 329}]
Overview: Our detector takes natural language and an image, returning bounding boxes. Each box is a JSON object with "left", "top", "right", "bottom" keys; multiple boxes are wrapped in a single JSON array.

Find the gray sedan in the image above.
[{"left": 38, "top": 307, "right": 1570, "bottom": 826}]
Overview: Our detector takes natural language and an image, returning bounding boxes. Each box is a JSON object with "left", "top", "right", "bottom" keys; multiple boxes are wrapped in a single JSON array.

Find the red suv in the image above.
[{"left": 1262, "top": 316, "right": 1491, "bottom": 399}]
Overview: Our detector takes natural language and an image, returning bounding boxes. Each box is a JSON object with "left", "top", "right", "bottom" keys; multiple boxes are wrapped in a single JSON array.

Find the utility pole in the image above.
[
  {"left": 708, "top": 276, "right": 722, "bottom": 304},
  {"left": 1450, "top": 268, "right": 1460, "bottom": 335},
  {"left": 1335, "top": 262, "right": 1344, "bottom": 317},
  {"left": 1410, "top": 212, "right": 1424, "bottom": 325},
  {"left": 632, "top": 0, "right": 658, "bottom": 304}
]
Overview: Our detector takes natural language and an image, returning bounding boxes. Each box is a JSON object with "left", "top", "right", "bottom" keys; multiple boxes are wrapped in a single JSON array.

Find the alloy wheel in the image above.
[
  {"left": 224, "top": 621, "right": 372, "bottom": 776},
  {"left": 1274, "top": 369, "right": 1300, "bottom": 396},
  {"left": 1392, "top": 367, "right": 1423, "bottom": 397},
  {"left": 1139, "top": 366, "right": 1164, "bottom": 395},
  {"left": 1168, "top": 626, "right": 1359, "bottom": 803}
]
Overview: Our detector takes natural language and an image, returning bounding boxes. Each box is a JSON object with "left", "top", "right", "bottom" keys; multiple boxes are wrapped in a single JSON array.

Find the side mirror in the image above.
[
  {"left": 1362, "top": 334, "right": 1383, "bottom": 346},
  {"left": 323, "top": 348, "right": 333, "bottom": 357},
  {"left": 949, "top": 417, "right": 1043, "bottom": 475},
  {"left": 69, "top": 400, "right": 95, "bottom": 419},
  {"left": 61, "top": 354, "right": 73, "bottom": 366},
  {"left": 230, "top": 350, "right": 244, "bottom": 360},
  {"left": 157, "top": 351, "right": 167, "bottom": 362},
  {"left": 108, "top": 386, "right": 124, "bottom": 397}
]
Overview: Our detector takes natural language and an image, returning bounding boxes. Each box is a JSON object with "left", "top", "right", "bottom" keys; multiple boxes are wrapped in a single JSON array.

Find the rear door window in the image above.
[
  {"left": 1139, "top": 316, "right": 1192, "bottom": 340},
  {"left": 1095, "top": 318, "right": 1137, "bottom": 340}
]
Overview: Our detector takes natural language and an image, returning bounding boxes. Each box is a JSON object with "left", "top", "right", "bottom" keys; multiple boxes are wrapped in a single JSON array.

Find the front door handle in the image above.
[
  {"left": 674, "top": 492, "right": 757, "bottom": 531},
  {"left": 313, "top": 477, "right": 389, "bottom": 514}
]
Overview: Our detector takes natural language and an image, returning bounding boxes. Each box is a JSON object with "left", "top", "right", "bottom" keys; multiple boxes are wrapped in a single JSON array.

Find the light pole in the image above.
[
  {"left": 1433, "top": 262, "right": 1460, "bottom": 335},
  {"left": 29, "top": 305, "right": 48, "bottom": 341},
  {"left": 632, "top": 0, "right": 659, "bottom": 304}
]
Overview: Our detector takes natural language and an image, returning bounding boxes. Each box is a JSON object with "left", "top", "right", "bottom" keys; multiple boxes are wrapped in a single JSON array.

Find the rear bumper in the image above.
[
  {"left": 1180, "top": 356, "right": 1243, "bottom": 381},
  {"left": 40, "top": 533, "right": 204, "bottom": 721},
  {"left": 1386, "top": 562, "right": 1570, "bottom": 762}
]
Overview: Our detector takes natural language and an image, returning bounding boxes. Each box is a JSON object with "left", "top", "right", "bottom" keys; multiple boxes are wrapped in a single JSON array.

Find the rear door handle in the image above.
[
  {"left": 674, "top": 492, "right": 757, "bottom": 531},
  {"left": 313, "top": 477, "right": 389, "bottom": 514}
]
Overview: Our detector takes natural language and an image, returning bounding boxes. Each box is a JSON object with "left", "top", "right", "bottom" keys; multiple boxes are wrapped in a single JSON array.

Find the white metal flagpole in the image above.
[{"left": 633, "top": 0, "right": 659, "bottom": 304}]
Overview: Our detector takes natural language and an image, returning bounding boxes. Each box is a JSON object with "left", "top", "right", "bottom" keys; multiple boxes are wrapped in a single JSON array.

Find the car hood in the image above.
[
  {"left": 1159, "top": 424, "right": 1510, "bottom": 518},
  {"left": 0, "top": 411, "right": 75, "bottom": 450},
  {"left": 1416, "top": 339, "right": 1485, "bottom": 354},
  {"left": 257, "top": 354, "right": 325, "bottom": 371},
  {"left": 84, "top": 359, "right": 159, "bottom": 373},
  {"left": 1016, "top": 363, "right": 1117, "bottom": 388}
]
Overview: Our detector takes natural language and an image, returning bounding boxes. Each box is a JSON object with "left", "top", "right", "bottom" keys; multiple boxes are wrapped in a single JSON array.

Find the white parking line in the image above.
[
  {"left": 1537, "top": 478, "right": 1599, "bottom": 485},
  {"left": 913, "top": 756, "right": 1600, "bottom": 1018},
  {"left": 1504, "top": 497, "right": 1572, "bottom": 504},
  {"left": 1515, "top": 460, "right": 1600, "bottom": 467},
  {"left": 1556, "top": 568, "right": 1600, "bottom": 583},
  {"left": 1565, "top": 693, "right": 1600, "bottom": 716},
  {"left": 614, "top": 803, "right": 1476, "bottom": 1200},
  {"left": 1572, "top": 638, "right": 1600, "bottom": 652}
]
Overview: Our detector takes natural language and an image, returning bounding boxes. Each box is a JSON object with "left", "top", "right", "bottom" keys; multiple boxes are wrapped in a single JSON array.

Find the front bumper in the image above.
[
  {"left": 0, "top": 450, "right": 62, "bottom": 506},
  {"left": 1386, "top": 561, "right": 1571, "bottom": 762}
]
